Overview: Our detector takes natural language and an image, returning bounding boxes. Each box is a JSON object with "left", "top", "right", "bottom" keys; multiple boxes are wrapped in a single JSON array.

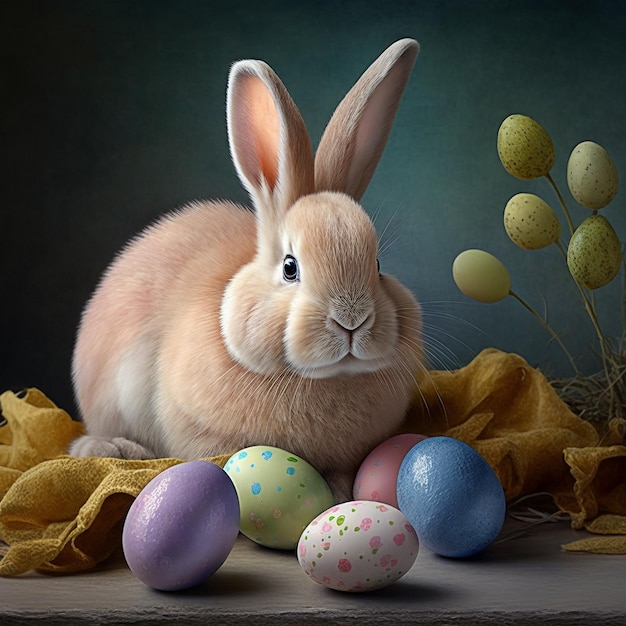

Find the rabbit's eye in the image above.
[
  {"left": 282, "top": 255, "right": 300, "bottom": 282},
  {"left": 377, "top": 258, "right": 381, "bottom": 275}
]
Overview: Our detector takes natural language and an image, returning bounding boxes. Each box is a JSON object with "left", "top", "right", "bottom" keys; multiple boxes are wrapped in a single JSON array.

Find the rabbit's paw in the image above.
[
  {"left": 325, "top": 471, "right": 355, "bottom": 504},
  {"left": 69, "top": 435, "right": 156, "bottom": 460}
]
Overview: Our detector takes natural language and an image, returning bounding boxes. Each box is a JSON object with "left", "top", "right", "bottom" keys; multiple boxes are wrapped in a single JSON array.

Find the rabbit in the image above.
[{"left": 69, "top": 38, "right": 423, "bottom": 502}]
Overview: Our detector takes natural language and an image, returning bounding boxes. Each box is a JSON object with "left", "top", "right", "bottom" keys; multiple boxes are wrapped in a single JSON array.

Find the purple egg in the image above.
[{"left": 122, "top": 460, "right": 240, "bottom": 590}]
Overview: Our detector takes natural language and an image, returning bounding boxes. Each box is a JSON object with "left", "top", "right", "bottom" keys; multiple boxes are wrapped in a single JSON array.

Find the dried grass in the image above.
[{"left": 550, "top": 341, "right": 626, "bottom": 439}]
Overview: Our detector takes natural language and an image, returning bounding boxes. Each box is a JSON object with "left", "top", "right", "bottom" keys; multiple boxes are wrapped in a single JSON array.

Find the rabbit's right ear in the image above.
[
  {"left": 227, "top": 60, "right": 315, "bottom": 219},
  {"left": 315, "top": 39, "right": 419, "bottom": 201}
]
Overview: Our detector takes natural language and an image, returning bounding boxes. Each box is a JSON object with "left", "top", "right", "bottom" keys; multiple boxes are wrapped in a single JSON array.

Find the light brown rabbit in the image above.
[{"left": 70, "top": 39, "right": 423, "bottom": 501}]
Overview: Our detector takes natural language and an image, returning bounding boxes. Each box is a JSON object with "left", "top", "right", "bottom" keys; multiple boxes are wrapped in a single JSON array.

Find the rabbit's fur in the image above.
[{"left": 70, "top": 39, "right": 423, "bottom": 501}]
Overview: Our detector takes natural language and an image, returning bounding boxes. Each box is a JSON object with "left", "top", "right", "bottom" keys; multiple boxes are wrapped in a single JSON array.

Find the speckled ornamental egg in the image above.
[
  {"left": 504, "top": 193, "right": 561, "bottom": 250},
  {"left": 298, "top": 501, "right": 419, "bottom": 592},
  {"left": 397, "top": 437, "right": 506, "bottom": 558},
  {"left": 567, "top": 141, "right": 619, "bottom": 210},
  {"left": 452, "top": 249, "right": 511, "bottom": 303},
  {"left": 225, "top": 446, "right": 334, "bottom": 550},
  {"left": 567, "top": 214, "right": 622, "bottom": 289},
  {"left": 353, "top": 434, "right": 428, "bottom": 507},
  {"left": 497, "top": 114, "right": 555, "bottom": 180},
  {"left": 122, "top": 461, "right": 240, "bottom": 591}
]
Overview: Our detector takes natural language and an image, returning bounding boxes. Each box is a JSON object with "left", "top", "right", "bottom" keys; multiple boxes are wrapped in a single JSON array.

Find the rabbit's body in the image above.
[
  {"left": 72, "top": 200, "right": 255, "bottom": 459},
  {"left": 71, "top": 40, "right": 423, "bottom": 500}
]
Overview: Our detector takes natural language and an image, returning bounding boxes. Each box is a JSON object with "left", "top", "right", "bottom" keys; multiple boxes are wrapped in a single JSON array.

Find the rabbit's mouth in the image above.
[
  {"left": 289, "top": 352, "right": 393, "bottom": 380},
  {"left": 283, "top": 312, "right": 398, "bottom": 379}
]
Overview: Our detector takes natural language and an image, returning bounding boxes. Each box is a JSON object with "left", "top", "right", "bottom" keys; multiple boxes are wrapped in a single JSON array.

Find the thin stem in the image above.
[
  {"left": 587, "top": 290, "right": 611, "bottom": 374},
  {"left": 553, "top": 235, "right": 620, "bottom": 419},
  {"left": 554, "top": 239, "right": 567, "bottom": 262},
  {"left": 553, "top": 241, "right": 611, "bottom": 381},
  {"left": 621, "top": 250, "right": 626, "bottom": 343},
  {"left": 509, "top": 289, "right": 583, "bottom": 376},
  {"left": 545, "top": 172, "right": 575, "bottom": 236}
]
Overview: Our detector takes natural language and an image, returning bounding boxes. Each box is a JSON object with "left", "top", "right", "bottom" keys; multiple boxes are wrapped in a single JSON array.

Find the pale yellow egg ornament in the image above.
[
  {"left": 567, "top": 141, "right": 619, "bottom": 210},
  {"left": 452, "top": 249, "right": 511, "bottom": 303},
  {"left": 504, "top": 193, "right": 561, "bottom": 250},
  {"left": 497, "top": 114, "right": 555, "bottom": 180}
]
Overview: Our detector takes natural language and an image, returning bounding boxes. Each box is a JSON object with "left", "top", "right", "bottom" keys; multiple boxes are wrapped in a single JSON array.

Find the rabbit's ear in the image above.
[
  {"left": 315, "top": 39, "right": 419, "bottom": 201},
  {"left": 227, "top": 60, "right": 315, "bottom": 216}
]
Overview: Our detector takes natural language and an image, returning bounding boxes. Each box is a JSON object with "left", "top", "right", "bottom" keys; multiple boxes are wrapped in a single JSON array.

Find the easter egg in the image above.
[
  {"left": 452, "top": 249, "right": 511, "bottom": 303},
  {"left": 497, "top": 114, "right": 555, "bottom": 180},
  {"left": 122, "top": 460, "right": 240, "bottom": 591},
  {"left": 567, "top": 141, "right": 619, "bottom": 210},
  {"left": 503, "top": 193, "right": 561, "bottom": 250},
  {"left": 225, "top": 446, "right": 334, "bottom": 550},
  {"left": 397, "top": 437, "right": 506, "bottom": 558},
  {"left": 567, "top": 214, "right": 622, "bottom": 289},
  {"left": 353, "top": 433, "right": 427, "bottom": 507},
  {"left": 298, "top": 500, "right": 419, "bottom": 592}
]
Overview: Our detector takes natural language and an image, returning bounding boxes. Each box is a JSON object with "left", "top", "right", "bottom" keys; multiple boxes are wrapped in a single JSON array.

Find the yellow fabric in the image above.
[
  {"left": 403, "top": 349, "right": 599, "bottom": 500},
  {"left": 0, "top": 348, "right": 625, "bottom": 576},
  {"left": 402, "top": 349, "right": 626, "bottom": 555},
  {"left": 0, "top": 388, "right": 232, "bottom": 576},
  {"left": 0, "top": 388, "right": 85, "bottom": 476},
  {"left": 558, "top": 443, "right": 626, "bottom": 553}
]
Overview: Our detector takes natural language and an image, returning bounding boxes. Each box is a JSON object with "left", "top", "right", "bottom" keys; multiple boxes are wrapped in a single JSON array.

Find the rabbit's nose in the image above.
[{"left": 329, "top": 310, "right": 375, "bottom": 335}]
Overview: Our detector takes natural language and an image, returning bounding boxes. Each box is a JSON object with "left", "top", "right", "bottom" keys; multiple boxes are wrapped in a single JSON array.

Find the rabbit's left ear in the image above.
[
  {"left": 314, "top": 39, "right": 419, "bottom": 201},
  {"left": 227, "top": 60, "right": 315, "bottom": 215}
]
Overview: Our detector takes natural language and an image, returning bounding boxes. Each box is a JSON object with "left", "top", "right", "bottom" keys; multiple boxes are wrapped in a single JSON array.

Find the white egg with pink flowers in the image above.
[{"left": 297, "top": 500, "right": 419, "bottom": 592}]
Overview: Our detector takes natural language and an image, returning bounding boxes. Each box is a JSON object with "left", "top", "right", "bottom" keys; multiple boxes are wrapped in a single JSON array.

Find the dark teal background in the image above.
[{"left": 3, "top": 0, "right": 626, "bottom": 414}]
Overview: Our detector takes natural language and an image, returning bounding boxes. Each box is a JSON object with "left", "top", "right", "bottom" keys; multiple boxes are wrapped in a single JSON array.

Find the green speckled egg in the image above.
[
  {"left": 224, "top": 446, "right": 334, "bottom": 550},
  {"left": 497, "top": 114, "right": 555, "bottom": 180},
  {"left": 567, "top": 141, "right": 619, "bottom": 210},
  {"left": 503, "top": 193, "right": 561, "bottom": 250},
  {"left": 567, "top": 215, "right": 622, "bottom": 289}
]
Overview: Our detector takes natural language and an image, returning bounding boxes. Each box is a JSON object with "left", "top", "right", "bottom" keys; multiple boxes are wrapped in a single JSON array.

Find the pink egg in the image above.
[{"left": 353, "top": 433, "right": 427, "bottom": 507}]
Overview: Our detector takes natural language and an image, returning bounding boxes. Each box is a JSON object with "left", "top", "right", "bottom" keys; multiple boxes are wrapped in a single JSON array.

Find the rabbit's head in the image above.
[{"left": 220, "top": 39, "right": 422, "bottom": 379}]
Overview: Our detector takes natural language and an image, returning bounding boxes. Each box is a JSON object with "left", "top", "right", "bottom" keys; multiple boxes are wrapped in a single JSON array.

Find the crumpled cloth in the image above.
[
  {"left": 0, "top": 389, "right": 230, "bottom": 576},
  {"left": 1, "top": 348, "right": 625, "bottom": 576},
  {"left": 556, "top": 442, "right": 626, "bottom": 554},
  {"left": 403, "top": 348, "right": 599, "bottom": 500},
  {"left": 402, "top": 349, "right": 626, "bottom": 554}
]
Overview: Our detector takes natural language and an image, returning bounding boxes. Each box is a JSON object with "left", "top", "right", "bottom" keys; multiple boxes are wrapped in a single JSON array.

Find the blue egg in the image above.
[{"left": 396, "top": 436, "right": 506, "bottom": 558}]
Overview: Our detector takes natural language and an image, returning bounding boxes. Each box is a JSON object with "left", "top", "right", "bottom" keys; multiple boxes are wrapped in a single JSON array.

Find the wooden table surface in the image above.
[{"left": 1, "top": 518, "right": 625, "bottom": 625}]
